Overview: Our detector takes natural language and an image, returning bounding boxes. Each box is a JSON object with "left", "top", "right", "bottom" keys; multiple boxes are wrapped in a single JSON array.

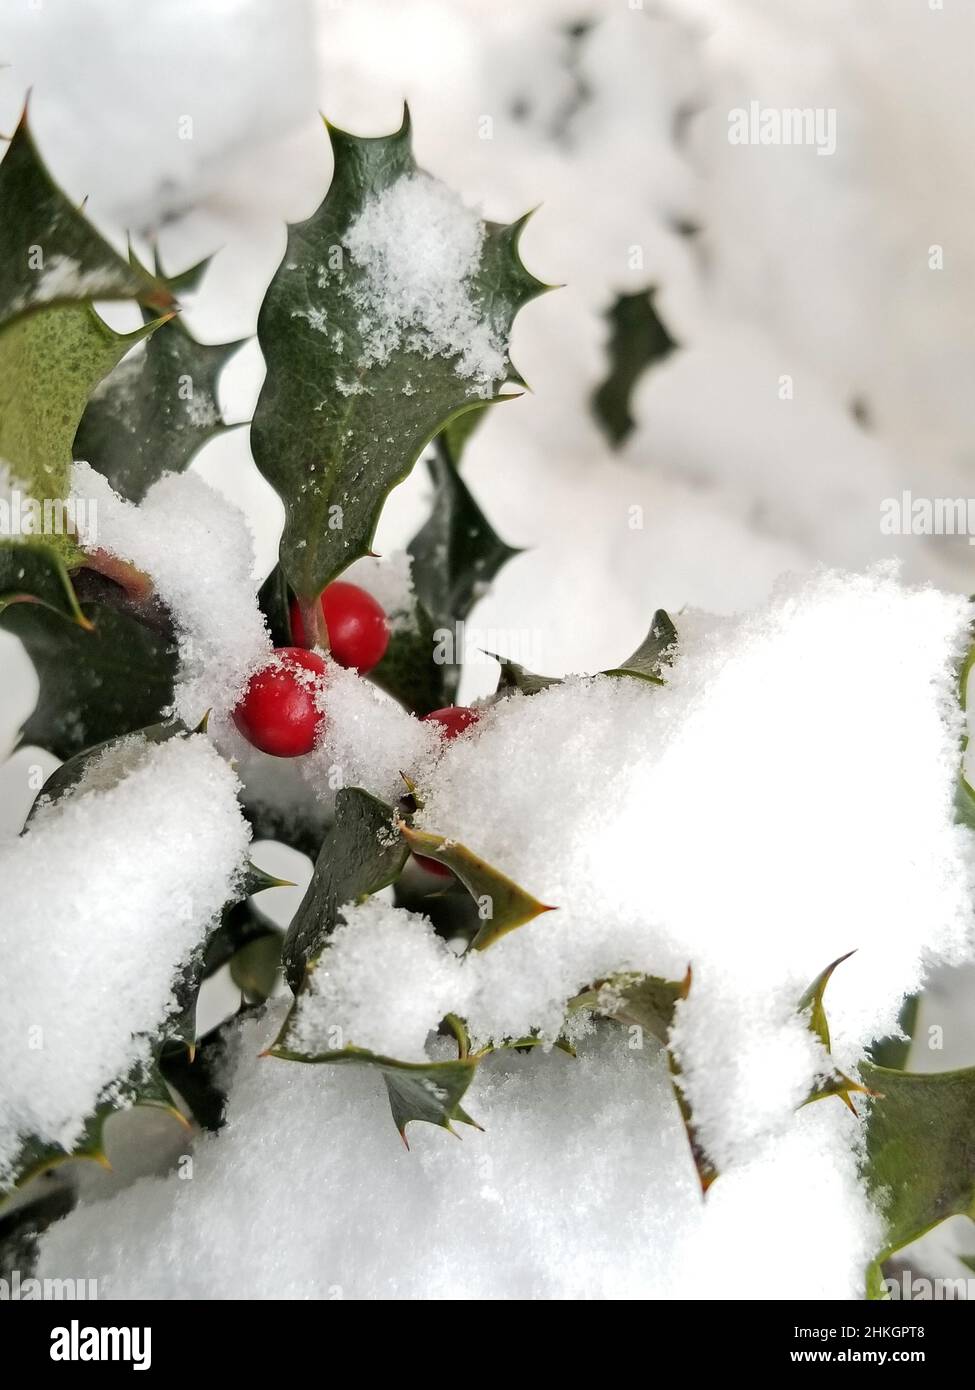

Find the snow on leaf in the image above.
[{"left": 251, "top": 109, "right": 549, "bottom": 605}]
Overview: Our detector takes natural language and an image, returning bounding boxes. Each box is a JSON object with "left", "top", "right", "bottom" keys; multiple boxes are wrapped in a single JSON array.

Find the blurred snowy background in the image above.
[{"left": 2, "top": 0, "right": 974, "bottom": 1286}]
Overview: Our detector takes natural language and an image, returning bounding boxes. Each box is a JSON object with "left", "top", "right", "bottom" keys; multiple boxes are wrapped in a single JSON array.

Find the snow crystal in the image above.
[
  {"left": 69, "top": 463, "right": 271, "bottom": 725},
  {"left": 291, "top": 897, "right": 467, "bottom": 1061},
  {"left": 344, "top": 172, "right": 506, "bottom": 392},
  {"left": 412, "top": 568, "right": 974, "bottom": 1159},
  {"left": 0, "top": 734, "right": 250, "bottom": 1186},
  {"left": 302, "top": 663, "right": 440, "bottom": 805},
  {"left": 35, "top": 1009, "right": 881, "bottom": 1299},
  {"left": 343, "top": 549, "right": 418, "bottom": 633}
]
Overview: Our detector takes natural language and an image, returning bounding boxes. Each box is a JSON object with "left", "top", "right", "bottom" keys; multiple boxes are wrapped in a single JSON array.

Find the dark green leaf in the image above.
[
  {"left": 3, "top": 1053, "right": 185, "bottom": 1199},
  {"left": 571, "top": 971, "right": 683, "bottom": 1047},
  {"left": 591, "top": 287, "right": 677, "bottom": 447},
  {"left": 0, "top": 599, "right": 177, "bottom": 760},
  {"left": 399, "top": 822, "right": 555, "bottom": 950},
  {"left": 0, "top": 111, "right": 170, "bottom": 332},
  {"left": 861, "top": 1061, "right": 975, "bottom": 1268},
  {"left": 284, "top": 788, "right": 410, "bottom": 988},
  {"left": 73, "top": 311, "right": 245, "bottom": 502},
  {"left": 368, "top": 597, "right": 445, "bottom": 715},
  {"left": 489, "top": 652, "right": 561, "bottom": 697},
  {"left": 257, "top": 562, "right": 293, "bottom": 647},
  {"left": 0, "top": 540, "right": 90, "bottom": 627},
  {"left": 23, "top": 718, "right": 188, "bottom": 828},
  {"left": 409, "top": 443, "right": 521, "bottom": 631},
  {"left": 268, "top": 1033, "right": 481, "bottom": 1144},
  {"left": 251, "top": 110, "right": 548, "bottom": 604},
  {"left": 604, "top": 609, "right": 677, "bottom": 684}
]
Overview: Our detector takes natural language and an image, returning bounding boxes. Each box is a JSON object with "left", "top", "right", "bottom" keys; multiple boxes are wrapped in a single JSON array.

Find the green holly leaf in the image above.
[
  {"left": 398, "top": 822, "right": 555, "bottom": 950},
  {"left": 489, "top": 653, "right": 561, "bottom": 697},
  {"left": 0, "top": 304, "right": 166, "bottom": 545},
  {"left": 368, "top": 597, "right": 445, "bottom": 715},
  {"left": 861, "top": 1061, "right": 975, "bottom": 1275},
  {"left": 0, "top": 540, "right": 90, "bottom": 627},
  {"left": 0, "top": 110, "right": 171, "bottom": 332},
  {"left": 251, "top": 109, "right": 549, "bottom": 609},
  {"left": 796, "top": 952, "right": 872, "bottom": 1111},
  {"left": 284, "top": 788, "right": 410, "bottom": 989},
  {"left": 410, "top": 442, "right": 522, "bottom": 634},
  {"left": 268, "top": 1028, "right": 481, "bottom": 1145},
  {"left": 3, "top": 1052, "right": 186, "bottom": 1200},
  {"left": 23, "top": 717, "right": 189, "bottom": 827},
  {"left": 0, "top": 599, "right": 177, "bottom": 760},
  {"left": 798, "top": 951, "right": 855, "bottom": 1051},
  {"left": 397, "top": 441, "right": 521, "bottom": 706},
  {"left": 571, "top": 971, "right": 683, "bottom": 1047},
  {"left": 160, "top": 1003, "right": 259, "bottom": 1133},
  {"left": 591, "top": 287, "right": 677, "bottom": 447},
  {"left": 73, "top": 302, "right": 245, "bottom": 502},
  {"left": 257, "top": 562, "right": 294, "bottom": 647},
  {"left": 604, "top": 609, "right": 677, "bottom": 684}
]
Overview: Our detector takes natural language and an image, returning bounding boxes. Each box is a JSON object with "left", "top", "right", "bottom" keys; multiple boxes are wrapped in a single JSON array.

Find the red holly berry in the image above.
[
  {"left": 289, "top": 581, "right": 389, "bottom": 674},
  {"left": 421, "top": 705, "right": 481, "bottom": 739},
  {"left": 414, "top": 706, "right": 480, "bottom": 877},
  {"left": 232, "top": 647, "right": 327, "bottom": 757}
]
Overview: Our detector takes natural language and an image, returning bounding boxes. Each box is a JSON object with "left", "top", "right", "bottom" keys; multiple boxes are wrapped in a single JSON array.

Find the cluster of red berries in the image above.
[
  {"left": 232, "top": 581, "right": 388, "bottom": 756},
  {"left": 232, "top": 581, "right": 479, "bottom": 770}
]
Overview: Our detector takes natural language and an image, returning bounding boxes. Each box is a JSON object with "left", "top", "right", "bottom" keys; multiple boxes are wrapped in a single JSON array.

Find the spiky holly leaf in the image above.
[
  {"left": 409, "top": 441, "right": 521, "bottom": 675},
  {"left": 395, "top": 442, "right": 520, "bottom": 708},
  {"left": 0, "top": 540, "right": 90, "bottom": 627},
  {"left": 398, "top": 822, "right": 555, "bottom": 950},
  {"left": 591, "top": 287, "right": 677, "bottom": 447},
  {"left": 490, "top": 653, "right": 561, "bottom": 697},
  {"left": 860, "top": 1061, "right": 975, "bottom": 1278},
  {"left": 0, "top": 110, "right": 170, "bottom": 332},
  {"left": 160, "top": 1003, "right": 259, "bottom": 1133},
  {"left": 268, "top": 1027, "right": 481, "bottom": 1144},
  {"left": 571, "top": 971, "right": 684, "bottom": 1047},
  {"left": 796, "top": 952, "right": 872, "bottom": 1111},
  {"left": 73, "top": 295, "right": 245, "bottom": 502},
  {"left": 257, "top": 562, "right": 293, "bottom": 647},
  {"left": 0, "top": 600, "right": 177, "bottom": 760},
  {"left": 251, "top": 110, "right": 548, "bottom": 614},
  {"left": 605, "top": 609, "right": 677, "bottom": 684},
  {"left": 23, "top": 717, "right": 189, "bottom": 827},
  {"left": 3, "top": 1053, "right": 185, "bottom": 1200},
  {"left": 284, "top": 788, "right": 410, "bottom": 989},
  {"left": 0, "top": 304, "right": 166, "bottom": 551},
  {"left": 798, "top": 951, "right": 855, "bottom": 1051}
]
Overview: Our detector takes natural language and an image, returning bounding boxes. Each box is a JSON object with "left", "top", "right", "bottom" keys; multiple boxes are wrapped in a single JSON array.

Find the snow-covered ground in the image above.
[{"left": 3, "top": 0, "right": 975, "bottom": 1296}]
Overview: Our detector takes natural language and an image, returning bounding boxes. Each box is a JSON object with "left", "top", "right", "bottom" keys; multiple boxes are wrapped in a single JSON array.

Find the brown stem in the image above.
[
  {"left": 79, "top": 549, "right": 155, "bottom": 605},
  {"left": 296, "top": 593, "right": 329, "bottom": 650}
]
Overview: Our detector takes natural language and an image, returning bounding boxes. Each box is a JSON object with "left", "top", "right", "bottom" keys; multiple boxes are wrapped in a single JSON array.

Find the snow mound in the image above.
[{"left": 0, "top": 733, "right": 250, "bottom": 1185}]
